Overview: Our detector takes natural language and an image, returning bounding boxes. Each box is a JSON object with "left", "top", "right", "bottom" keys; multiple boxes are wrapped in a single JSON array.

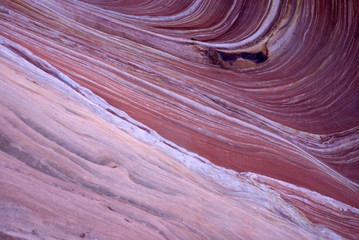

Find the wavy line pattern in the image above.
[{"left": 0, "top": 0, "right": 358, "bottom": 239}]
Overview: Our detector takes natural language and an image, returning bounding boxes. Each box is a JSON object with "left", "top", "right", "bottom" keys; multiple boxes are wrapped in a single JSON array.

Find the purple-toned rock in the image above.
[{"left": 0, "top": 0, "right": 358, "bottom": 239}]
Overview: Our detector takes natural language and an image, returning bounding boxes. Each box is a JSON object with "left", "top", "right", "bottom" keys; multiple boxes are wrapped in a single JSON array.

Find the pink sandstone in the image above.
[{"left": 0, "top": 0, "right": 358, "bottom": 239}]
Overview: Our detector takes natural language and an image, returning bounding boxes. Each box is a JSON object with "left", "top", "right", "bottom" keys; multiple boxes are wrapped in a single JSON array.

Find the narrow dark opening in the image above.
[
  {"left": 217, "top": 50, "right": 268, "bottom": 64},
  {"left": 238, "top": 52, "right": 267, "bottom": 63},
  {"left": 218, "top": 51, "right": 238, "bottom": 61}
]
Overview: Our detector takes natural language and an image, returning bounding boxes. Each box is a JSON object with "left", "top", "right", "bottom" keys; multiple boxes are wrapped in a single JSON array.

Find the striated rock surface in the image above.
[{"left": 0, "top": 0, "right": 358, "bottom": 239}]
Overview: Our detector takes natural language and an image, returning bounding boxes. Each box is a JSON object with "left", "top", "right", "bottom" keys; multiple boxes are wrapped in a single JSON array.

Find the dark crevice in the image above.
[
  {"left": 219, "top": 50, "right": 268, "bottom": 64},
  {"left": 218, "top": 51, "right": 238, "bottom": 62},
  {"left": 205, "top": 47, "right": 268, "bottom": 68},
  {"left": 238, "top": 52, "right": 267, "bottom": 63}
]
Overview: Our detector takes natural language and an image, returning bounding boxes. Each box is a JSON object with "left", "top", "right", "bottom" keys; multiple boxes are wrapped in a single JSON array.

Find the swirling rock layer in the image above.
[{"left": 0, "top": 0, "right": 358, "bottom": 239}]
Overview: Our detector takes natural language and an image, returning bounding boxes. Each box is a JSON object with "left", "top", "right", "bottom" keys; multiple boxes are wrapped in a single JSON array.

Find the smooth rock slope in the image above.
[{"left": 0, "top": 0, "right": 358, "bottom": 239}]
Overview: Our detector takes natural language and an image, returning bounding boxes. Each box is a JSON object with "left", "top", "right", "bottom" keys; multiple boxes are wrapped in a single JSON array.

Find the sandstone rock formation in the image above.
[{"left": 0, "top": 0, "right": 358, "bottom": 239}]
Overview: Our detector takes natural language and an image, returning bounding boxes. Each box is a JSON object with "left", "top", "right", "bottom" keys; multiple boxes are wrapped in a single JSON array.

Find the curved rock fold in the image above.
[{"left": 0, "top": 0, "right": 358, "bottom": 239}]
